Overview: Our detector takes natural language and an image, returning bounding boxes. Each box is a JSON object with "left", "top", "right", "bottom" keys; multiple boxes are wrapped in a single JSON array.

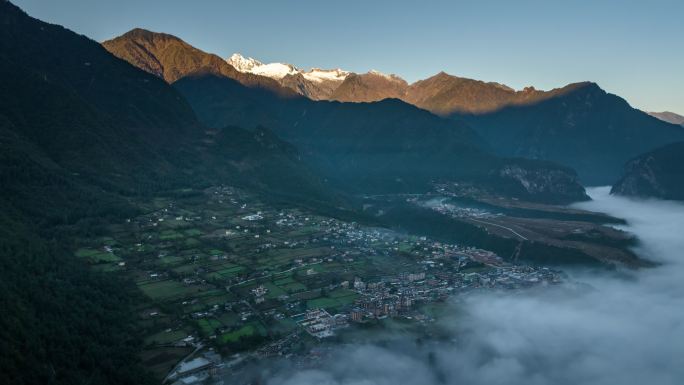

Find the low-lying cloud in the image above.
[{"left": 255, "top": 187, "right": 684, "bottom": 385}]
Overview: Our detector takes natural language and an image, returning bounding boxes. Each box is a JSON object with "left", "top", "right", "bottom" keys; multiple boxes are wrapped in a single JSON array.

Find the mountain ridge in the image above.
[
  {"left": 102, "top": 29, "right": 296, "bottom": 97},
  {"left": 648, "top": 111, "right": 684, "bottom": 126},
  {"left": 103, "top": 29, "right": 684, "bottom": 185},
  {"left": 173, "top": 72, "right": 589, "bottom": 204},
  {"left": 454, "top": 84, "right": 684, "bottom": 184}
]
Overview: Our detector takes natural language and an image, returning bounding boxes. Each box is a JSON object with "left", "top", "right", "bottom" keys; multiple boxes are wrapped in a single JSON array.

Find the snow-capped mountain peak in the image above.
[
  {"left": 226, "top": 53, "right": 299, "bottom": 80},
  {"left": 226, "top": 53, "right": 350, "bottom": 83},
  {"left": 226, "top": 53, "right": 263, "bottom": 72},
  {"left": 302, "top": 68, "right": 350, "bottom": 83}
]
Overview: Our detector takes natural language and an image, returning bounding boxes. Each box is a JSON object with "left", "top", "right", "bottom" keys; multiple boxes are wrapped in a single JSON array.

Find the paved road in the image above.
[
  {"left": 469, "top": 218, "right": 529, "bottom": 241},
  {"left": 226, "top": 260, "right": 323, "bottom": 290}
]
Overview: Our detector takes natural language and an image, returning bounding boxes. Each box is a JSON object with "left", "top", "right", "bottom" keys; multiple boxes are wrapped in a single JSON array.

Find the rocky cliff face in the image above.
[
  {"left": 611, "top": 141, "right": 684, "bottom": 201},
  {"left": 496, "top": 163, "right": 589, "bottom": 203},
  {"left": 279, "top": 71, "right": 346, "bottom": 100}
]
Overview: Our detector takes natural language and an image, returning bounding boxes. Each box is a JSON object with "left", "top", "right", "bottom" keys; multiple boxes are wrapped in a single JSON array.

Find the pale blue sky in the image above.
[{"left": 14, "top": 0, "right": 684, "bottom": 114}]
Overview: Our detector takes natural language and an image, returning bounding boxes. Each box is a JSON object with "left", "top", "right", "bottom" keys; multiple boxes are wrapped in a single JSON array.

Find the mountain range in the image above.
[
  {"left": 226, "top": 53, "right": 349, "bottom": 100},
  {"left": 102, "top": 28, "right": 588, "bottom": 203},
  {"left": 2, "top": 1, "right": 682, "bottom": 383},
  {"left": 141, "top": 46, "right": 683, "bottom": 185}
]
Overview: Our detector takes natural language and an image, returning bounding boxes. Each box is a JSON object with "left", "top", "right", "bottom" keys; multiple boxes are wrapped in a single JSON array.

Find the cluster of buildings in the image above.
[
  {"left": 293, "top": 309, "right": 348, "bottom": 339},
  {"left": 347, "top": 261, "right": 563, "bottom": 323},
  {"left": 166, "top": 350, "right": 221, "bottom": 385}
]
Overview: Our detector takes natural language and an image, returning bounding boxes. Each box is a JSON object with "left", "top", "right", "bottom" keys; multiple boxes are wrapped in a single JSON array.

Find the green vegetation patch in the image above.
[
  {"left": 212, "top": 266, "right": 245, "bottom": 279},
  {"left": 138, "top": 280, "right": 196, "bottom": 301},
  {"left": 262, "top": 282, "right": 286, "bottom": 299},
  {"left": 219, "top": 324, "right": 255, "bottom": 343},
  {"left": 145, "top": 329, "right": 188, "bottom": 345},
  {"left": 306, "top": 290, "right": 358, "bottom": 310},
  {"left": 280, "top": 282, "right": 307, "bottom": 293},
  {"left": 306, "top": 297, "right": 339, "bottom": 310},
  {"left": 75, "top": 248, "right": 121, "bottom": 263},
  {"left": 184, "top": 228, "right": 202, "bottom": 237},
  {"left": 184, "top": 238, "right": 201, "bottom": 247},
  {"left": 329, "top": 288, "right": 357, "bottom": 298},
  {"left": 197, "top": 318, "right": 222, "bottom": 336},
  {"left": 274, "top": 277, "right": 295, "bottom": 286},
  {"left": 158, "top": 255, "right": 185, "bottom": 266},
  {"left": 159, "top": 230, "right": 184, "bottom": 241},
  {"left": 217, "top": 312, "right": 240, "bottom": 328},
  {"left": 173, "top": 263, "right": 200, "bottom": 274}
]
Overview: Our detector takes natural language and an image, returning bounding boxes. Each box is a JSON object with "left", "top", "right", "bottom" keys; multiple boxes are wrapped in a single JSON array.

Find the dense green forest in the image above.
[
  {"left": 0, "top": 2, "right": 337, "bottom": 384},
  {"left": 0, "top": 211, "right": 156, "bottom": 385}
]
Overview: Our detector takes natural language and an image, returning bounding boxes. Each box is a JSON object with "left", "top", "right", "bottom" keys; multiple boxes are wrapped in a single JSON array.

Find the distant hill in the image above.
[
  {"left": 612, "top": 141, "right": 684, "bottom": 201},
  {"left": 405, "top": 72, "right": 554, "bottom": 115},
  {"left": 329, "top": 70, "right": 408, "bottom": 102},
  {"left": 453, "top": 83, "right": 684, "bottom": 185},
  {"left": 649, "top": 111, "right": 684, "bottom": 126}
]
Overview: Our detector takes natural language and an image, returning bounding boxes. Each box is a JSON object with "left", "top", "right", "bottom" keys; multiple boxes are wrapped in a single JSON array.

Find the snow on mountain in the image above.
[
  {"left": 368, "top": 69, "right": 404, "bottom": 82},
  {"left": 227, "top": 53, "right": 298, "bottom": 79},
  {"left": 226, "top": 53, "right": 349, "bottom": 82},
  {"left": 226, "top": 53, "right": 263, "bottom": 72},
  {"left": 302, "top": 68, "right": 350, "bottom": 83}
]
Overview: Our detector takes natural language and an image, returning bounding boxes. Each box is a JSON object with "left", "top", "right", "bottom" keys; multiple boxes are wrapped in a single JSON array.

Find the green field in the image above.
[
  {"left": 158, "top": 255, "right": 185, "bottom": 266},
  {"left": 75, "top": 248, "right": 121, "bottom": 263},
  {"left": 306, "top": 290, "right": 358, "bottom": 310},
  {"left": 306, "top": 297, "right": 339, "bottom": 309},
  {"left": 211, "top": 265, "right": 245, "bottom": 279},
  {"left": 138, "top": 280, "right": 197, "bottom": 301},
  {"left": 197, "top": 318, "right": 222, "bottom": 336},
  {"left": 184, "top": 228, "right": 202, "bottom": 237},
  {"left": 159, "top": 230, "right": 184, "bottom": 241},
  {"left": 145, "top": 329, "right": 188, "bottom": 345},
  {"left": 262, "top": 282, "right": 287, "bottom": 299},
  {"left": 219, "top": 324, "right": 255, "bottom": 343},
  {"left": 274, "top": 277, "right": 295, "bottom": 286},
  {"left": 217, "top": 312, "right": 240, "bottom": 328},
  {"left": 184, "top": 238, "right": 201, "bottom": 247},
  {"left": 280, "top": 282, "right": 307, "bottom": 293}
]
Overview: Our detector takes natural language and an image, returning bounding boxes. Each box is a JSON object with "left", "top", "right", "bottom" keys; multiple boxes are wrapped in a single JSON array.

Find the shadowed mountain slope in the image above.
[
  {"left": 453, "top": 83, "right": 684, "bottom": 184},
  {"left": 174, "top": 72, "right": 589, "bottom": 204},
  {"left": 612, "top": 141, "right": 684, "bottom": 201}
]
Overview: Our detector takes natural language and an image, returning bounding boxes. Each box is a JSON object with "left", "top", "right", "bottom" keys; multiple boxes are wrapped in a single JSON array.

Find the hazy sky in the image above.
[{"left": 14, "top": 0, "right": 684, "bottom": 114}]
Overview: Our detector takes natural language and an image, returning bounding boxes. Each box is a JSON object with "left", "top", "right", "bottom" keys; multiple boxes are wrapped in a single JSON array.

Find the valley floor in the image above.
[{"left": 74, "top": 185, "right": 595, "bottom": 384}]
